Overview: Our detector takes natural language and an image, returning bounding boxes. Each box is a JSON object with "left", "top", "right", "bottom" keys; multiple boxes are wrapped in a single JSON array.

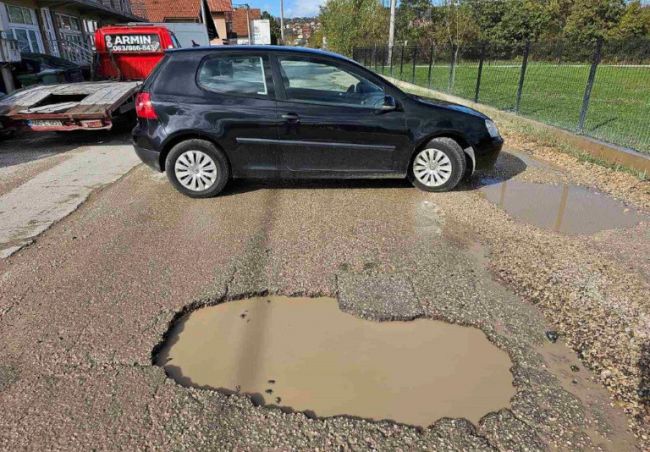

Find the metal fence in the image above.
[{"left": 352, "top": 37, "right": 650, "bottom": 155}]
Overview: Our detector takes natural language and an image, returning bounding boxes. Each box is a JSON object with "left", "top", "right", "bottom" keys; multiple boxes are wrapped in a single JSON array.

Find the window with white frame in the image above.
[
  {"left": 4, "top": 4, "right": 43, "bottom": 53},
  {"left": 55, "top": 12, "right": 92, "bottom": 64},
  {"left": 56, "top": 13, "right": 82, "bottom": 33},
  {"left": 83, "top": 19, "right": 97, "bottom": 34},
  {"left": 56, "top": 13, "right": 85, "bottom": 48},
  {"left": 6, "top": 4, "right": 33, "bottom": 25}
]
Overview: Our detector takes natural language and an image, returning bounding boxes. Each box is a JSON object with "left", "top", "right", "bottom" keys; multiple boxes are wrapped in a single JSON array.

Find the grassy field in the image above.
[{"left": 371, "top": 62, "right": 650, "bottom": 154}]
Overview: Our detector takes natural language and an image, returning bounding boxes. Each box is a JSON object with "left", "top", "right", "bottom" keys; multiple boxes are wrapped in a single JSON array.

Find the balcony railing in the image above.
[{"left": 58, "top": 39, "right": 94, "bottom": 66}]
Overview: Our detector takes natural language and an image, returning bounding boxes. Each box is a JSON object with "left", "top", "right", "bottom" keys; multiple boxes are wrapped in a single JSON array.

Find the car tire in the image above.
[
  {"left": 408, "top": 137, "right": 466, "bottom": 192},
  {"left": 165, "top": 139, "right": 230, "bottom": 198}
]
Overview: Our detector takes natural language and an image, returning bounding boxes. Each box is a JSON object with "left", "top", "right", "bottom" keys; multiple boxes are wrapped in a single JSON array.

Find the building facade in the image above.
[
  {"left": 0, "top": 0, "right": 141, "bottom": 65},
  {"left": 230, "top": 6, "right": 259, "bottom": 44},
  {"left": 130, "top": 0, "right": 232, "bottom": 45}
]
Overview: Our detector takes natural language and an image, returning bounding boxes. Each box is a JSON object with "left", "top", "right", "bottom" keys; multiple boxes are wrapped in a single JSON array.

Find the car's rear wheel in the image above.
[
  {"left": 408, "top": 137, "right": 466, "bottom": 192},
  {"left": 165, "top": 139, "right": 229, "bottom": 198}
]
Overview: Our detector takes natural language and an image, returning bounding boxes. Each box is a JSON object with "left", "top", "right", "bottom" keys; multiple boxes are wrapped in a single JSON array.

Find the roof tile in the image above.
[
  {"left": 131, "top": 0, "right": 232, "bottom": 22},
  {"left": 231, "top": 7, "right": 261, "bottom": 37}
]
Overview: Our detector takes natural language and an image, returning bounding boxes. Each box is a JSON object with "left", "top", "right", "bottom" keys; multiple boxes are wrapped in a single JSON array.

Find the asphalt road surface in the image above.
[{"left": 0, "top": 130, "right": 648, "bottom": 450}]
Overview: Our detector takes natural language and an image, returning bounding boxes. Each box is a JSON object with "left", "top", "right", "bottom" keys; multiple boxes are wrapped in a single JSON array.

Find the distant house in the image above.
[
  {"left": 131, "top": 0, "right": 232, "bottom": 45},
  {"left": 283, "top": 17, "right": 320, "bottom": 46},
  {"left": 230, "top": 6, "right": 259, "bottom": 44}
]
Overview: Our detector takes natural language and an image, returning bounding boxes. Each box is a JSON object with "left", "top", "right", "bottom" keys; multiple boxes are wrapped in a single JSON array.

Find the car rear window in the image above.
[
  {"left": 197, "top": 55, "right": 268, "bottom": 96},
  {"left": 142, "top": 54, "right": 170, "bottom": 91}
]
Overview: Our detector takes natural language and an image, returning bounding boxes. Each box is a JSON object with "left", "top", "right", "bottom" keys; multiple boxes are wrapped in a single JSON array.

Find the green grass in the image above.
[{"left": 370, "top": 62, "right": 650, "bottom": 155}]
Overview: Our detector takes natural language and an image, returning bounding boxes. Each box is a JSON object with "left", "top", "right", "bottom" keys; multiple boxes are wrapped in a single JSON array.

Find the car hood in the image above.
[{"left": 410, "top": 95, "right": 489, "bottom": 120}]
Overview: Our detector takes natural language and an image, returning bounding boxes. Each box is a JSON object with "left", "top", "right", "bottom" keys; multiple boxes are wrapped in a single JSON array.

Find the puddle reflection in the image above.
[{"left": 480, "top": 180, "right": 647, "bottom": 235}]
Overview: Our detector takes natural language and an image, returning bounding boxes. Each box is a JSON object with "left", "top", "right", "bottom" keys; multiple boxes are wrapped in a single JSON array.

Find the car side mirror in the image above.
[{"left": 380, "top": 95, "right": 397, "bottom": 111}]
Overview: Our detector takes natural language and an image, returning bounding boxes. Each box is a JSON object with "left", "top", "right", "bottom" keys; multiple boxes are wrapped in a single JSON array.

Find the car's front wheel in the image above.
[
  {"left": 165, "top": 139, "right": 230, "bottom": 198},
  {"left": 408, "top": 137, "right": 466, "bottom": 192}
]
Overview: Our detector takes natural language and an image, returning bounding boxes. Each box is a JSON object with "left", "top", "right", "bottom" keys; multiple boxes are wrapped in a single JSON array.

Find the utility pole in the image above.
[
  {"left": 280, "top": 0, "right": 285, "bottom": 44},
  {"left": 387, "top": 0, "right": 396, "bottom": 66},
  {"left": 246, "top": 5, "right": 251, "bottom": 44}
]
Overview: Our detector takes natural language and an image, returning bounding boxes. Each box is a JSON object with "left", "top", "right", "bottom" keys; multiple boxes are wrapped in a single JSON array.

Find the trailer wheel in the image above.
[{"left": 165, "top": 139, "right": 229, "bottom": 198}]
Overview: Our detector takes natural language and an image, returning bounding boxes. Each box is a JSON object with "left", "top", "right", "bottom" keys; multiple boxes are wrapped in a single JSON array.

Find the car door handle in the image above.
[{"left": 281, "top": 113, "right": 300, "bottom": 123}]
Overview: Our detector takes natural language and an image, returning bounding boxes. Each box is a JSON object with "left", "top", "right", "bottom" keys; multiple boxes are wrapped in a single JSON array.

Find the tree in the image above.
[
  {"left": 319, "top": 0, "right": 389, "bottom": 55},
  {"left": 434, "top": 0, "right": 478, "bottom": 89},
  {"left": 308, "top": 29, "right": 324, "bottom": 48},
  {"left": 261, "top": 11, "right": 281, "bottom": 45},
  {"left": 464, "top": 0, "right": 507, "bottom": 43},
  {"left": 545, "top": 0, "right": 575, "bottom": 38},
  {"left": 613, "top": 1, "right": 650, "bottom": 39},
  {"left": 395, "top": 0, "right": 439, "bottom": 48},
  {"left": 565, "top": 0, "right": 626, "bottom": 43},
  {"left": 496, "top": 0, "right": 554, "bottom": 45}
]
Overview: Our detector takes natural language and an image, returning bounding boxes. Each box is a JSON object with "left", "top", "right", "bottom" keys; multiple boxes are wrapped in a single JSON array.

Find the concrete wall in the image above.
[{"left": 209, "top": 12, "right": 227, "bottom": 45}]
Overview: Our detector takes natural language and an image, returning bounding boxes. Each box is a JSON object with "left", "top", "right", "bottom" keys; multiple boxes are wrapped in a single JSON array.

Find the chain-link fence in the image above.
[{"left": 352, "top": 37, "right": 650, "bottom": 155}]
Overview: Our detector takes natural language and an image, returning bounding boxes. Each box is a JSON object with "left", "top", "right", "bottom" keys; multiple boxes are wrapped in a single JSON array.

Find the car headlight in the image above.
[{"left": 485, "top": 119, "right": 500, "bottom": 138}]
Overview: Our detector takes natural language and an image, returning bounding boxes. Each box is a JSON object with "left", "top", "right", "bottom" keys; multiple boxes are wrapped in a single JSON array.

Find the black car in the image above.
[
  {"left": 14, "top": 53, "right": 84, "bottom": 86},
  {"left": 132, "top": 46, "right": 503, "bottom": 198}
]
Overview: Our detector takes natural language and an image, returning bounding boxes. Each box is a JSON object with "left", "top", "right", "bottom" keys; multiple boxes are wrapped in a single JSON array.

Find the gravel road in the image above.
[{"left": 0, "top": 128, "right": 647, "bottom": 450}]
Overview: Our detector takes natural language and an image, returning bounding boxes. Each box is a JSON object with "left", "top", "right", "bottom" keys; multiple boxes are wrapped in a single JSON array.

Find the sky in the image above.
[
  {"left": 245, "top": 0, "right": 650, "bottom": 19},
  {"left": 243, "top": 0, "right": 326, "bottom": 18}
]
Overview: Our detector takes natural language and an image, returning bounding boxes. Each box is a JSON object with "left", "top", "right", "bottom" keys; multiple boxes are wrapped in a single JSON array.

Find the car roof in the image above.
[
  {"left": 167, "top": 45, "right": 356, "bottom": 64},
  {"left": 99, "top": 24, "right": 170, "bottom": 32}
]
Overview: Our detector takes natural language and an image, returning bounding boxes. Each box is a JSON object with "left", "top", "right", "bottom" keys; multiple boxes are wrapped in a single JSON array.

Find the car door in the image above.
[
  {"left": 194, "top": 52, "right": 280, "bottom": 178},
  {"left": 272, "top": 54, "right": 410, "bottom": 176}
]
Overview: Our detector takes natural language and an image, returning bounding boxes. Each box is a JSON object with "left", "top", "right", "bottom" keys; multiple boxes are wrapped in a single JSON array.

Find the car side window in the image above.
[
  {"left": 278, "top": 57, "right": 385, "bottom": 108},
  {"left": 198, "top": 55, "right": 268, "bottom": 96}
]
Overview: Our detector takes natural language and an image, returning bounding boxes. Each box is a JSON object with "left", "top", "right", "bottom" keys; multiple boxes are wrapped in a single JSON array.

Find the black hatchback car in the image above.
[{"left": 132, "top": 46, "right": 503, "bottom": 198}]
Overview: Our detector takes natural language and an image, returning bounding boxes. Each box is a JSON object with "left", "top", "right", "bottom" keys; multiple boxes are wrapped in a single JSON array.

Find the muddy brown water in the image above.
[
  {"left": 480, "top": 180, "right": 647, "bottom": 235},
  {"left": 537, "top": 340, "right": 639, "bottom": 449},
  {"left": 156, "top": 296, "right": 515, "bottom": 426}
]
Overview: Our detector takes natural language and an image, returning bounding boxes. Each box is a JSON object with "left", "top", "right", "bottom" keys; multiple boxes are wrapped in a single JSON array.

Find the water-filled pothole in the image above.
[
  {"left": 155, "top": 296, "right": 515, "bottom": 426},
  {"left": 480, "top": 180, "right": 647, "bottom": 235}
]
